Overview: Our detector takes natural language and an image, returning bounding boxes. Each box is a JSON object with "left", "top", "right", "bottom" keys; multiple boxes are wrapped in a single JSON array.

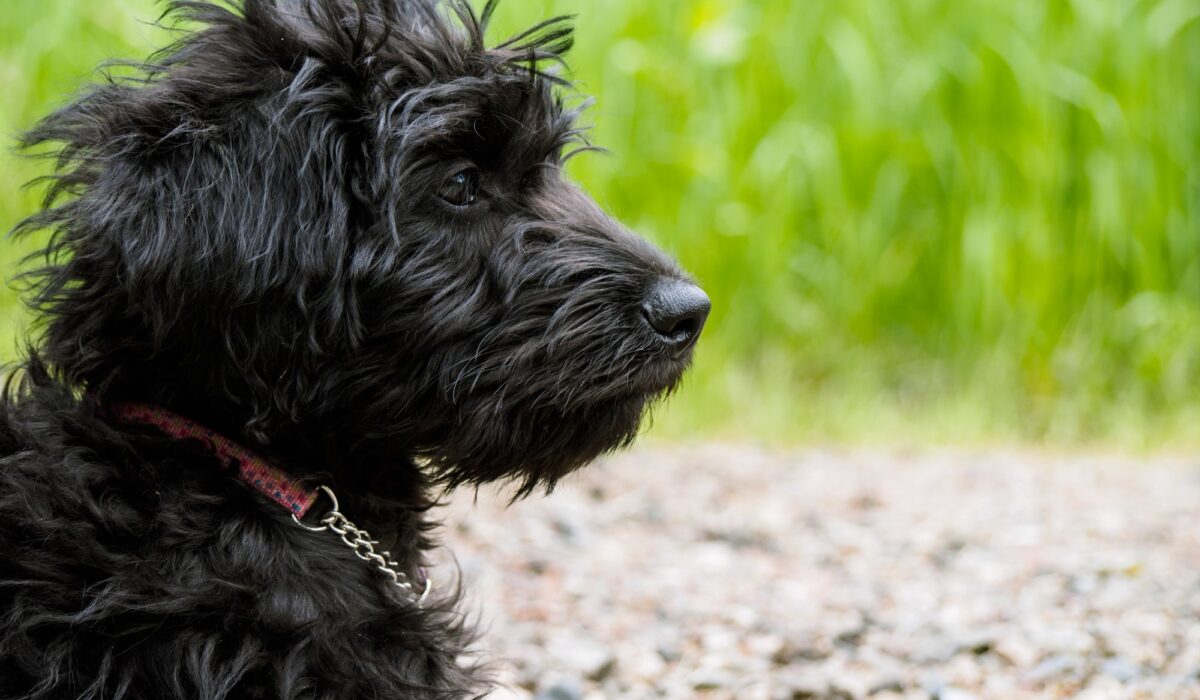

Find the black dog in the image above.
[{"left": 0, "top": 0, "right": 707, "bottom": 697}]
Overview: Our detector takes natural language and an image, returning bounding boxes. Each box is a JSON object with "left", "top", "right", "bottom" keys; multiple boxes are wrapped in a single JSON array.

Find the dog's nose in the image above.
[{"left": 641, "top": 279, "right": 710, "bottom": 356}]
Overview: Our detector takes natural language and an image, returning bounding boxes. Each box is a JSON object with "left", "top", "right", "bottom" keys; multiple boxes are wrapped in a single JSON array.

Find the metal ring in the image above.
[{"left": 290, "top": 485, "right": 340, "bottom": 532}]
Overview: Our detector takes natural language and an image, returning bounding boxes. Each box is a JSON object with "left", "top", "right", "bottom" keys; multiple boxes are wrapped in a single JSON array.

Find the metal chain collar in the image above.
[{"left": 293, "top": 486, "right": 431, "bottom": 604}]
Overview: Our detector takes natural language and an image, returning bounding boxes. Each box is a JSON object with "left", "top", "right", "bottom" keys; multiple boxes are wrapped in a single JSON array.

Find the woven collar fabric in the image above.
[{"left": 112, "top": 402, "right": 319, "bottom": 518}]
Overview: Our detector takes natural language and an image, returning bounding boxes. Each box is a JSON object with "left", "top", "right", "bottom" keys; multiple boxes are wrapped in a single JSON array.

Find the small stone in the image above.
[
  {"left": 702, "top": 627, "right": 740, "bottom": 653},
  {"left": 1028, "top": 627, "right": 1094, "bottom": 655},
  {"left": 656, "top": 640, "right": 682, "bottom": 663},
  {"left": 993, "top": 637, "right": 1039, "bottom": 668},
  {"left": 1100, "top": 658, "right": 1140, "bottom": 683},
  {"left": 773, "top": 669, "right": 829, "bottom": 699},
  {"left": 619, "top": 646, "right": 667, "bottom": 681},
  {"left": 729, "top": 605, "right": 761, "bottom": 628},
  {"left": 747, "top": 634, "right": 787, "bottom": 660},
  {"left": 955, "top": 630, "right": 996, "bottom": 656},
  {"left": 549, "top": 636, "right": 616, "bottom": 681},
  {"left": 774, "top": 638, "right": 832, "bottom": 664},
  {"left": 911, "top": 636, "right": 959, "bottom": 664},
  {"left": 938, "top": 687, "right": 980, "bottom": 700},
  {"left": 920, "top": 673, "right": 946, "bottom": 696},
  {"left": 690, "top": 667, "right": 737, "bottom": 690},
  {"left": 1078, "top": 677, "right": 1125, "bottom": 698},
  {"left": 1027, "top": 655, "right": 1082, "bottom": 684},
  {"left": 834, "top": 621, "right": 869, "bottom": 647},
  {"left": 867, "top": 673, "right": 905, "bottom": 695},
  {"left": 551, "top": 513, "right": 588, "bottom": 545},
  {"left": 534, "top": 677, "right": 583, "bottom": 700}
]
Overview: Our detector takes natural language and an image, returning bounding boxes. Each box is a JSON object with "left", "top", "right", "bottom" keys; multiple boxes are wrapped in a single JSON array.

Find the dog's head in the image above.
[{"left": 17, "top": 0, "right": 709, "bottom": 492}]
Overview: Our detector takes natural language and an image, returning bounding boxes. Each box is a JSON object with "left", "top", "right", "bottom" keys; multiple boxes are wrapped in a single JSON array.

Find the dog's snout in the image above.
[{"left": 641, "top": 279, "right": 711, "bottom": 356}]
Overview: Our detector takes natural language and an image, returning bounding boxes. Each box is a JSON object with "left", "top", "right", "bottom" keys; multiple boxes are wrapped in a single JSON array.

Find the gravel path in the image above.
[{"left": 438, "top": 446, "right": 1200, "bottom": 700}]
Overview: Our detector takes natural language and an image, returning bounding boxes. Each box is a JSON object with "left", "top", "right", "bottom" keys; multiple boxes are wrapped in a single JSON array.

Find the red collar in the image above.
[{"left": 112, "top": 403, "right": 320, "bottom": 518}]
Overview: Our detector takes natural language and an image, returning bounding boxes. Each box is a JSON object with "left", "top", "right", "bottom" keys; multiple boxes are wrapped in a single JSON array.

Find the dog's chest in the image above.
[{"left": 0, "top": 418, "right": 478, "bottom": 698}]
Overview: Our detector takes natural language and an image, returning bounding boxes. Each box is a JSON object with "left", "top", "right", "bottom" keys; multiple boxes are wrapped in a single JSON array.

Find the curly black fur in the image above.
[{"left": 0, "top": 1, "right": 703, "bottom": 698}]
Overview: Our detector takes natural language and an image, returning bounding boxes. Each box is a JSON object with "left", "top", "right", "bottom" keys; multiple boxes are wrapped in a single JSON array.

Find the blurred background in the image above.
[{"left": 2, "top": 0, "right": 1199, "bottom": 448}]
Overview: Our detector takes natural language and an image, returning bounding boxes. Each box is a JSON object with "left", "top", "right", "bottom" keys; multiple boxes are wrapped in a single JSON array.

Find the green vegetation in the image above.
[{"left": 3, "top": 0, "right": 1200, "bottom": 447}]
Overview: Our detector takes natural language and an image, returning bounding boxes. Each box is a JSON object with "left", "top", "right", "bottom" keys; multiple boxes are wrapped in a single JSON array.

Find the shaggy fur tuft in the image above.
[{"left": 0, "top": 1, "right": 705, "bottom": 697}]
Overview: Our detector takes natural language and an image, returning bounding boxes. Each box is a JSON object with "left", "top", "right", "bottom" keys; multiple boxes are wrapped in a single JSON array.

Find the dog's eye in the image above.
[{"left": 438, "top": 169, "right": 480, "bottom": 207}]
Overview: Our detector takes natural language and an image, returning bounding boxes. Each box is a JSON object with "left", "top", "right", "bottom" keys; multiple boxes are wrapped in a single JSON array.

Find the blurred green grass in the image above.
[{"left": 3, "top": 0, "right": 1200, "bottom": 447}]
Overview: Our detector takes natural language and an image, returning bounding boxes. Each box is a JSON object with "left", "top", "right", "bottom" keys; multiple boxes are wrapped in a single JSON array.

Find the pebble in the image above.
[
  {"left": 773, "top": 668, "right": 829, "bottom": 698},
  {"left": 992, "top": 636, "right": 1039, "bottom": 668},
  {"left": 1026, "top": 654, "right": 1083, "bottom": 684},
  {"left": 533, "top": 678, "right": 583, "bottom": 700},
  {"left": 655, "top": 639, "right": 682, "bottom": 663},
  {"left": 867, "top": 673, "right": 905, "bottom": 695},
  {"left": 1100, "top": 657, "right": 1140, "bottom": 682},
  {"left": 439, "top": 447, "right": 1200, "bottom": 699},
  {"left": 547, "top": 635, "right": 616, "bottom": 681},
  {"left": 938, "top": 687, "right": 980, "bottom": 700},
  {"left": 689, "top": 667, "right": 738, "bottom": 690}
]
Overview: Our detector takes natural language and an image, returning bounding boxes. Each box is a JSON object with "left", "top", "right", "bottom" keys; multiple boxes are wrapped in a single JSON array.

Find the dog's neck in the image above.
[
  {"left": 112, "top": 402, "right": 323, "bottom": 517},
  {"left": 110, "top": 402, "right": 434, "bottom": 601},
  {"left": 106, "top": 393, "right": 437, "bottom": 546},
  {"left": 138, "top": 393, "right": 415, "bottom": 478}
]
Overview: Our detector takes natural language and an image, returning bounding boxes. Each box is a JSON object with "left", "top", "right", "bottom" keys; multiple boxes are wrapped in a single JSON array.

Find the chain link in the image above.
[{"left": 296, "top": 486, "right": 431, "bottom": 604}]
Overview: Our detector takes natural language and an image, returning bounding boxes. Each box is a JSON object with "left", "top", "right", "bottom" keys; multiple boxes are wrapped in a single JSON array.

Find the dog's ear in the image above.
[
  {"left": 19, "top": 0, "right": 372, "bottom": 313},
  {"left": 14, "top": 0, "right": 540, "bottom": 349},
  {"left": 13, "top": 1, "right": 396, "bottom": 428}
]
